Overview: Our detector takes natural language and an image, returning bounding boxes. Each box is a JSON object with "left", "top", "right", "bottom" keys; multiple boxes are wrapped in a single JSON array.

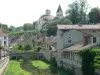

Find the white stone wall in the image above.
[
  {"left": 0, "top": 36, "right": 8, "bottom": 47},
  {"left": 40, "top": 50, "right": 52, "bottom": 61},
  {"left": 62, "top": 30, "right": 84, "bottom": 46},
  {"left": 80, "top": 30, "right": 100, "bottom": 44},
  {"left": 56, "top": 11, "right": 63, "bottom": 18}
]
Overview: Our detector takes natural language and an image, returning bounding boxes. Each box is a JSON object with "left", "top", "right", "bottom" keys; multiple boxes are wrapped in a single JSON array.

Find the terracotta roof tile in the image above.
[{"left": 0, "top": 29, "right": 8, "bottom": 35}]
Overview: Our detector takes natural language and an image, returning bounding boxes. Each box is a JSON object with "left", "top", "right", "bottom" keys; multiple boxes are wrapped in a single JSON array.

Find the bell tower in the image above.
[{"left": 56, "top": 4, "right": 63, "bottom": 18}]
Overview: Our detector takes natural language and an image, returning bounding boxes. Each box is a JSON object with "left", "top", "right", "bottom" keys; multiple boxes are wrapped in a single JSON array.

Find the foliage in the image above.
[
  {"left": 8, "top": 30, "right": 39, "bottom": 36},
  {"left": 66, "top": 0, "right": 89, "bottom": 24},
  {"left": 79, "top": 48, "right": 100, "bottom": 75},
  {"left": 0, "top": 23, "right": 8, "bottom": 30},
  {"left": 51, "top": 56, "right": 57, "bottom": 67},
  {"left": 24, "top": 44, "right": 32, "bottom": 51},
  {"left": 23, "top": 23, "right": 34, "bottom": 31},
  {"left": 17, "top": 44, "right": 23, "bottom": 50},
  {"left": 8, "top": 26, "right": 16, "bottom": 32},
  {"left": 4, "top": 60, "right": 31, "bottom": 75},
  {"left": 89, "top": 7, "right": 100, "bottom": 24},
  {"left": 46, "top": 17, "right": 72, "bottom": 36},
  {"left": 34, "top": 46, "right": 42, "bottom": 52},
  {"left": 32, "top": 60, "right": 50, "bottom": 70},
  {"left": 92, "top": 48, "right": 100, "bottom": 69}
]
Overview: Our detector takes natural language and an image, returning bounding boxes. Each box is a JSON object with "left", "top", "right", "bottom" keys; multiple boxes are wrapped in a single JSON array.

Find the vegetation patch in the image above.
[{"left": 32, "top": 60, "right": 50, "bottom": 70}]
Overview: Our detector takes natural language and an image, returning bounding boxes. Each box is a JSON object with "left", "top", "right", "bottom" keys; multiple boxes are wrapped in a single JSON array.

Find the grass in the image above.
[
  {"left": 4, "top": 60, "right": 69, "bottom": 75},
  {"left": 4, "top": 60, "right": 31, "bottom": 75},
  {"left": 32, "top": 60, "right": 50, "bottom": 70}
]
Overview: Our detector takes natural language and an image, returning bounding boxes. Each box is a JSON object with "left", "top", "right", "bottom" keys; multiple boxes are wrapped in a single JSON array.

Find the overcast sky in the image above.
[{"left": 0, "top": 0, "right": 100, "bottom": 27}]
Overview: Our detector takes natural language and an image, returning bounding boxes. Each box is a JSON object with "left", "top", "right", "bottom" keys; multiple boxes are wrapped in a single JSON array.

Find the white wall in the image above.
[
  {"left": 0, "top": 36, "right": 8, "bottom": 47},
  {"left": 80, "top": 30, "right": 100, "bottom": 44},
  {"left": 62, "top": 30, "right": 84, "bottom": 46}
]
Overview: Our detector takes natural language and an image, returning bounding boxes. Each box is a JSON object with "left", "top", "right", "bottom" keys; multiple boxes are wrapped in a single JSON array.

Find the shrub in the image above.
[
  {"left": 24, "top": 44, "right": 32, "bottom": 51},
  {"left": 17, "top": 44, "right": 23, "bottom": 50}
]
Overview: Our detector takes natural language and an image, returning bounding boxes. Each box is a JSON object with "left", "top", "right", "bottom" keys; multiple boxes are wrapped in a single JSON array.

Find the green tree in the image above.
[
  {"left": 46, "top": 17, "right": 72, "bottom": 36},
  {"left": 8, "top": 26, "right": 16, "bottom": 32},
  {"left": 66, "top": 0, "right": 89, "bottom": 24},
  {"left": 23, "top": 23, "right": 33, "bottom": 31},
  {"left": 89, "top": 7, "right": 100, "bottom": 24}
]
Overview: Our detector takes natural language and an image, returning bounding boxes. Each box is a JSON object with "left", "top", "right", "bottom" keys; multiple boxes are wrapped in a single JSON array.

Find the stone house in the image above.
[
  {"left": 56, "top": 24, "right": 100, "bottom": 75},
  {"left": 0, "top": 29, "right": 9, "bottom": 74},
  {"left": 0, "top": 29, "right": 8, "bottom": 47}
]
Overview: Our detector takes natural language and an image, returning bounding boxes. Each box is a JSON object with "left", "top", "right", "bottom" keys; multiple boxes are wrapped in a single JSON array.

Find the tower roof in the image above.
[{"left": 57, "top": 4, "right": 63, "bottom": 12}]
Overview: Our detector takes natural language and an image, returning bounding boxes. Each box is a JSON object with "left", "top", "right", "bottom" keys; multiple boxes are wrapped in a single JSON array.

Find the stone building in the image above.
[
  {"left": 0, "top": 29, "right": 9, "bottom": 75},
  {"left": 56, "top": 24, "right": 100, "bottom": 75},
  {"left": 35, "top": 4, "right": 64, "bottom": 31}
]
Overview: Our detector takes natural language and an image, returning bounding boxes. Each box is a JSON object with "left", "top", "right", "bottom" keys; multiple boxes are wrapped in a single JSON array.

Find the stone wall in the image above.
[{"left": 40, "top": 50, "right": 53, "bottom": 61}]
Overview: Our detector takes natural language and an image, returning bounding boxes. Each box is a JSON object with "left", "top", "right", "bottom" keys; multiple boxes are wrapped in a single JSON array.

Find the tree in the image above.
[
  {"left": 89, "top": 7, "right": 100, "bottom": 24},
  {"left": 8, "top": 26, "right": 16, "bottom": 32},
  {"left": 67, "top": 1, "right": 80, "bottom": 24},
  {"left": 66, "top": 0, "right": 89, "bottom": 24},
  {"left": 23, "top": 23, "right": 34, "bottom": 31},
  {"left": 46, "top": 17, "right": 72, "bottom": 36}
]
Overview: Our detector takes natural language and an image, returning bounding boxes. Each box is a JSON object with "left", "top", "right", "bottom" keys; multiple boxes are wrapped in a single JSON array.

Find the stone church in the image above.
[{"left": 35, "top": 4, "right": 64, "bottom": 31}]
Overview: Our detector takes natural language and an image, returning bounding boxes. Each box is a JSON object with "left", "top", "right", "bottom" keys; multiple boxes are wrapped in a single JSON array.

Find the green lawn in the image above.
[
  {"left": 32, "top": 60, "right": 50, "bottom": 70},
  {"left": 4, "top": 60, "right": 69, "bottom": 75},
  {"left": 4, "top": 60, "right": 31, "bottom": 75}
]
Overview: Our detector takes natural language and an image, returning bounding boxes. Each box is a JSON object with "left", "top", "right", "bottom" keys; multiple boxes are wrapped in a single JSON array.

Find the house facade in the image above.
[
  {"left": 56, "top": 25, "right": 100, "bottom": 75},
  {"left": 0, "top": 29, "right": 9, "bottom": 47},
  {"left": 0, "top": 29, "right": 9, "bottom": 74}
]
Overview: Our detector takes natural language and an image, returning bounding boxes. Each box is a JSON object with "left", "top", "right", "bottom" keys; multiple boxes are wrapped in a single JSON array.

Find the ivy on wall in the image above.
[{"left": 79, "top": 48, "right": 96, "bottom": 75}]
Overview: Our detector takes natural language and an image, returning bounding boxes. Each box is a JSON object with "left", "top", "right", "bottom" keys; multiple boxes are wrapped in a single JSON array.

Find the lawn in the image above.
[
  {"left": 4, "top": 60, "right": 69, "bottom": 75},
  {"left": 4, "top": 60, "right": 50, "bottom": 75},
  {"left": 32, "top": 60, "right": 50, "bottom": 70},
  {"left": 4, "top": 60, "right": 31, "bottom": 75}
]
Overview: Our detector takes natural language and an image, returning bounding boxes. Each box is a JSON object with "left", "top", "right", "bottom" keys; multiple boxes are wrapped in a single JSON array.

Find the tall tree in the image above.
[
  {"left": 89, "top": 7, "right": 100, "bottom": 24},
  {"left": 23, "top": 23, "right": 33, "bottom": 31},
  {"left": 66, "top": 0, "right": 89, "bottom": 24}
]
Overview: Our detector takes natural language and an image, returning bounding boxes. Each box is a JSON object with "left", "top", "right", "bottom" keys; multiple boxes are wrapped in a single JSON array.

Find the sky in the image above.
[{"left": 0, "top": 0, "right": 100, "bottom": 27}]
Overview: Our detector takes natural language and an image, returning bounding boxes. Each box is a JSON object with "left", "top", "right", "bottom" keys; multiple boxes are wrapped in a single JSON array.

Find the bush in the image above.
[
  {"left": 34, "top": 46, "right": 42, "bottom": 52},
  {"left": 24, "top": 44, "right": 32, "bottom": 51},
  {"left": 17, "top": 44, "right": 23, "bottom": 50}
]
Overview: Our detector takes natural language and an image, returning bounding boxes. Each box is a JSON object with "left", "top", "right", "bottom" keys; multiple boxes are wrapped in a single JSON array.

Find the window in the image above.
[
  {"left": 93, "top": 30, "right": 96, "bottom": 33},
  {"left": 93, "top": 37, "right": 97, "bottom": 43},
  {"left": 4, "top": 37, "right": 7, "bottom": 39},
  {"left": 68, "top": 37, "right": 72, "bottom": 44},
  {"left": 4, "top": 41, "right": 7, "bottom": 46}
]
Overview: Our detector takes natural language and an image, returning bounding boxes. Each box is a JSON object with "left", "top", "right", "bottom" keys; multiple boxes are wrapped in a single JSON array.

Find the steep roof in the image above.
[
  {"left": 57, "top": 24, "right": 100, "bottom": 30},
  {"left": 57, "top": 4, "right": 63, "bottom": 12},
  {"left": 0, "top": 29, "right": 8, "bottom": 36}
]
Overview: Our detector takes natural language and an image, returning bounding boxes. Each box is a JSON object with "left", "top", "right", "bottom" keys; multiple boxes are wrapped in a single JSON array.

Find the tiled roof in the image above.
[
  {"left": 0, "top": 29, "right": 8, "bottom": 35},
  {"left": 57, "top": 24, "right": 100, "bottom": 30}
]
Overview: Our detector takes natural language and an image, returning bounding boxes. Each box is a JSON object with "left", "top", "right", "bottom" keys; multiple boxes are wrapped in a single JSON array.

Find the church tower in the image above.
[
  {"left": 56, "top": 4, "right": 63, "bottom": 18},
  {"left": 46, "top": 9, "right": 51, "bottom": 16}
]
